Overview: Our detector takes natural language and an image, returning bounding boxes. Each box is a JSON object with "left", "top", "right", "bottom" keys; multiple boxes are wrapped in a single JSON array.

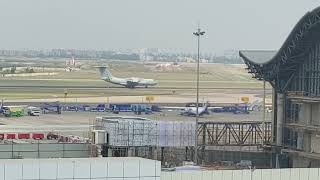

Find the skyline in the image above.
[{"left": 0, "top": 0, "right": 319, "bottom": 53}]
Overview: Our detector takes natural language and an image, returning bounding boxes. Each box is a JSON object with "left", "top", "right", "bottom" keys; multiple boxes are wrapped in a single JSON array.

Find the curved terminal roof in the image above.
[
  {"left": 240, "top": 7, "right": 320, "bottom": 80},
  {"left": 239, "top": 50, "right": 277, "bottom": 65}
]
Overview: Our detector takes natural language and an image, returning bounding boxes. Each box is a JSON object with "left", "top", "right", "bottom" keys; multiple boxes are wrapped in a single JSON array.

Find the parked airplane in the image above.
[
  {"left": 180, "top": 103, "right": 209, "bottom": 116},
  {"left": 96, "top": 66, "right": 157, "bottom": 88}
]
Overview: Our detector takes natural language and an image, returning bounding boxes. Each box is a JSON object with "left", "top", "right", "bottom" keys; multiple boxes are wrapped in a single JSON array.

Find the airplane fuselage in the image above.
[
  {"left": 103, "top": 76, "right": 157, "bottom": 88},
  {"left": 96, "top": 66, "right": 157, "bottom": 88},
  {"left": 180, "top": 105, "right": 209, "bottom": 116}
]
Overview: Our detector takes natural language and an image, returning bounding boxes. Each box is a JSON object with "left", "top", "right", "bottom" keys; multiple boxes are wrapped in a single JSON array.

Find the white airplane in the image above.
[
  {"left": 96, "top": 66, "right": 157, "bottom": 88},
  {"left": 180, "top": 103, "right": 209, "bottom": 116}
]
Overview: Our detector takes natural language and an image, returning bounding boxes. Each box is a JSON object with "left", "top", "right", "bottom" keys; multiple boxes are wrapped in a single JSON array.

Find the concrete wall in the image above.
[
  {"left": 205, "top": 150, "right": 271, "bottom": 168},
  {"left": 292, "top": 157, "right": 312, "bottom": 168},
  {"left": 300, "top": 104, "right": 311, "bottom": 125},
  {"left": 291, "top": 156, "right": 320, "bottom": 168},
  {"left": 297, "top": 103, "right": 320, "bottom": 126},
  {"left": 297, "top": 103, "right": 320, "bottom": 153},
  {"left": 0, "top": 157, "right": 160, "bottom": 180},
  {"left": 293, "top": 103, "right": 320, "bottom": 167},
  {"left": 161, "top": 168, "right": 320, "bottom": 180},
  {"left": 0, "top": 143, "right": 91, "bottom": 159},
  {"left": 297, "top": 131, "right": 311, "bottom": 153}
]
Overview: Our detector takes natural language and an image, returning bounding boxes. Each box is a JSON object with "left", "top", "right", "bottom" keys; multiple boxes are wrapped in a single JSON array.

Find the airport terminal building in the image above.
[{"left": 240, "top": 7, "right": 320, "bottom": 167}]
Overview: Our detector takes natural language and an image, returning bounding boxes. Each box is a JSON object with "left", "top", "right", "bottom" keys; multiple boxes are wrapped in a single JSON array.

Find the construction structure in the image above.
[
  {"left": 92, "top": 116, "right": 195, "bottom": 161},
  {"left": 240, "top": 7, "right": 320, "bottom": 168},
  {"left": 92, "top": 116, "right": 272, "bottom": 167}
]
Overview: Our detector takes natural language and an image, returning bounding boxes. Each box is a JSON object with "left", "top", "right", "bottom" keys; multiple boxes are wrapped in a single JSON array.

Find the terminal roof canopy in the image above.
[
  {"left": 239, "top": 7, "right": 320, "bottom": 82},
  {"left": 239, "top": 50, "right": 277, "bottom": 65}
]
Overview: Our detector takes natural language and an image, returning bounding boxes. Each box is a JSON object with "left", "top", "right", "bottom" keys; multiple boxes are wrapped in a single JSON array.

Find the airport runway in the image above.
[{"left": 0, "top": 85, "right": 272, "bottom": 91}]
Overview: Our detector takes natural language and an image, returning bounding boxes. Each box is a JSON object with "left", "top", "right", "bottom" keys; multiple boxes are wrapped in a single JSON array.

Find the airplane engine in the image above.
[{"left": 126, "top": 81, "right": 139, "bottom": 88}]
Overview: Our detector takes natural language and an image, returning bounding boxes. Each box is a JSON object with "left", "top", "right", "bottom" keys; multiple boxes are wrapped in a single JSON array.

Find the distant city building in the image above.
[
  {"left": 65, "top": 56, "right": 76, "bottom": 72},
  {"left": 185, "top": 57, "right": 195, "bottom": 63},
  {"left": 139, "top": 48, "right": 159, "bottom": 61},
  {"left": 0, "top": 48, "right": 243, "bottom": 64}
]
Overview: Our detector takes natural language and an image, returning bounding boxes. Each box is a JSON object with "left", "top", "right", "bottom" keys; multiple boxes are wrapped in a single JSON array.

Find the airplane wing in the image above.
[
  {"left": 207, "top": 107, "right": 223, "bottom": 110},
  {"left": 160, "top": 106, "right": 186, "bottom": 111}
]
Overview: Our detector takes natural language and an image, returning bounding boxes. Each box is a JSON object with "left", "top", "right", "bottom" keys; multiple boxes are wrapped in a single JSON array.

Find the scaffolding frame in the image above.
[{"left": 94, "top": 117, "right": 196, "bottom": 147}]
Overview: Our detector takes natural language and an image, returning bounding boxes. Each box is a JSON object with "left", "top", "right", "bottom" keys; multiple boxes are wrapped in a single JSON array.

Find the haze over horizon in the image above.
[{"left": 0, "top": 0, "right": 319, "bottom": 54}]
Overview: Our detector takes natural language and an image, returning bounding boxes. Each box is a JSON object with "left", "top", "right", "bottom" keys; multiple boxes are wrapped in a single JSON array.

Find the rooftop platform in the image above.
[
  {"left": 282, "top": 149, "right": 320, "bottom": 160},
  {"left": 287, "top": 91, "right": 320, "bottom": 103},
  {"left": 285, "top": 123, "right": 320, "bottom": 133}
]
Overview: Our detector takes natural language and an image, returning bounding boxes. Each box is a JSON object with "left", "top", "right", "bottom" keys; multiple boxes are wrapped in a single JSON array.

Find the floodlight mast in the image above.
[{"left": 193, "top": 28, "right": 205, "bottom": 165}]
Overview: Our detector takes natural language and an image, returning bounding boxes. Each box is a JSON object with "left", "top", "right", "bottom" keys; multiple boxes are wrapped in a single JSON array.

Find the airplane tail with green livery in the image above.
[
  {"left": 95, "top": 66, "right": 157, "bottom": 88},
  {"left": 97, "top": 66, "right": 113, "bottom": 80}
]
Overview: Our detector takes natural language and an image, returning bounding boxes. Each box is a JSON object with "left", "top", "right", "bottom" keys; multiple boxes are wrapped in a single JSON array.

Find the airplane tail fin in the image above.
[
  {"left": 95, "top": 66, "right": 113, "bottom": 80},
  {"left": 204, "top": 101, "right": 209, "bottom": 109},
  {"left": 200, "top": 102, "right": 210, "bottom": 115}
]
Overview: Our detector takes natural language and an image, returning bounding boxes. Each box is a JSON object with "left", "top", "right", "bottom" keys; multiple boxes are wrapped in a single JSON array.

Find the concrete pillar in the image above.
[
  {"left": 108, "top": 148, "right": 112, "bottom": 157},
  {"left": 128, "top": 148, "right": 135, "bottom": 157},
  {"left": 310, "top": 135, "right": 320, "bottom": 153},
  {"left": 185, "top": 147, "right": 189, "bottom": 161},
  {"left": 297, "top": 132, "right": 312, "bottom": 152},
  {"left": 275, "top": 154, "right": 280, "bottom": 168},
  {"left": 153, "top": 147, "right": 158, "bottom": 160},
  {"left": 298, "top": 103, "right": 312, "bottom": 153},
  {"left": 311, "top": 104, "right": 320, "bottom": 126},
  {"left": 298, "top": 104, "right": 304, "bottom": 124},
  {"left": 276, "top": 93, "right": 284, "bottom": 145},
  {"left": 160, "top": 147, "right": 164, "bottom": 163},
  {"left": 303, "top": 133, "right": 311, "bottom": 152},
  {"left": 297, "top": 132, "right": 303, "bottom": 150},
  {"left": 304, "top": 104, "right": 312, "bottom": 125},
  {"left": 299, "top": 104, "right": 312, "bottom": 125},
  {"left": 272, "top": 88, "right": 276, "bottom": 143},
  {"left": 96, "top": 145, "right": 102, "bottom": 157},
  {"left": 148, "top": 147, "right": 153, "bottom": 159}
]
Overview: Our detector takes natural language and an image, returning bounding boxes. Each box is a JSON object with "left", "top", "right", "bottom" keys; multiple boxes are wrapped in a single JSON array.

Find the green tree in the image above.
[
  {"left": 10, "top": 67, "right": 16, "bottom": 74},
  {"left": 25, "top": 67, "right": 35, "bottom": 73}
]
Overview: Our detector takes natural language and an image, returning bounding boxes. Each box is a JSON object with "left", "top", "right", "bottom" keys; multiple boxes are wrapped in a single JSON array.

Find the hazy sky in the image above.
[{"left": 0, "top": 0, "right": 319, "bottom": 53}]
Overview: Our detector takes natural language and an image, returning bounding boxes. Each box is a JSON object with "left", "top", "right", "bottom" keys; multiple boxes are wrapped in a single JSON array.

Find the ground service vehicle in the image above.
[
  {"left": 3, "top": 106, "right": 24, "bottom": 117},
  {"left": 27, "top": 106, "right": 41, "bottom": 116}
]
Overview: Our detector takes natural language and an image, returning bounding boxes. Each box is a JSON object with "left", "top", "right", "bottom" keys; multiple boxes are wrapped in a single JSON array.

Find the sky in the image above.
[{"left": 0, "top": 0, "right": 319, "bottom": 54}]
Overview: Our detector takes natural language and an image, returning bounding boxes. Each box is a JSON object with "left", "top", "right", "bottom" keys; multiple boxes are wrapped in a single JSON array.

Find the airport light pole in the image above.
[
  {"left": 263, "top": 79, "right": 266, "bottom": 144},
  {"left": 193, "top": 27, "right": 205, "bottom": 165}
]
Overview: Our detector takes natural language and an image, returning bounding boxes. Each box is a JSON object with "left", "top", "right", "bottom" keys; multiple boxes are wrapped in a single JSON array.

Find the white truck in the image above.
[{"left": 27, "top": 106, "right": 41, "bottom": 116}]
